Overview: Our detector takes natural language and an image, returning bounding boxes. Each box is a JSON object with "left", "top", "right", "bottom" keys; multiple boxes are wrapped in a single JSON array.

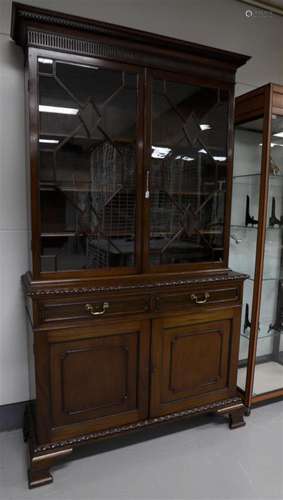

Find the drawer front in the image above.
[
  {"left": 37, "top": 283, "right": 241, "bottom": 326},
  {"left": 155, "top": 285, "right": 240, "bottom": 313},
  {"left": 39, "top": 294, "right": 151, "bottom": 325}
]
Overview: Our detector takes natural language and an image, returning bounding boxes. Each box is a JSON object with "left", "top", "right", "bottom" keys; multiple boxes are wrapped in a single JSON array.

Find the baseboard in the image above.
[{"left": 0, "top": 401, "right": 28, "bottom": 432}]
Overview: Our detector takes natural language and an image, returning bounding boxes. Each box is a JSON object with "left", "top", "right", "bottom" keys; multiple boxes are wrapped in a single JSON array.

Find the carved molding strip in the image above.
[
  {"left": 28, "top": 29, "right": 138, "bottom": 62},
  {"left": 34, "top": 397, "right": 243, "bottom": 454},
  {"left": 26, "top": 29, "right": 233, "bottom": 80},
  {"left": 20, "top": 9, "right": 126, "bottom": 37},
  {"left": 22, "top": 271, "right": 248, "bottom": 297}
]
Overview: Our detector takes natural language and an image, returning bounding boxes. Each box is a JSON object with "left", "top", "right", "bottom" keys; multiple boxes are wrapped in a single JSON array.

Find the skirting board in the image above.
[{"left": 0, "top": 401, "right": 28, "bottom": 432}]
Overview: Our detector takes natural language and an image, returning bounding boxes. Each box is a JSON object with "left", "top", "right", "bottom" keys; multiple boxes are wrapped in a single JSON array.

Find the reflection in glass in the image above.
[
  {"left": 149, "top": 79, "right": 229, "bottom": 266},
  {"left": 38, "top": 59, "right": 138, "bottom": 271}
]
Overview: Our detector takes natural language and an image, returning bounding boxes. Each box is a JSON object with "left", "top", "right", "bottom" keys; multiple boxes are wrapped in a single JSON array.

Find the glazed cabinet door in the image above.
[
  {"left": 35, "top": 320, "right": 150, "bottom": 442},
  {"left": 146, "top": 70, "right": 231, "bottom": 272},
  {"left": 150, "top": 309, "right": 241, "bottom": 417},
  {"left": 31, "top": 50, "right": 144, "bottom": 278}
]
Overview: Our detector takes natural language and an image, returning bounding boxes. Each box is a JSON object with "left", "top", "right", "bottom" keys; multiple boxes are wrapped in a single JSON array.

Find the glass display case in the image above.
[{"left": 230, "top": 84, "right": 283, "bottom": 408}]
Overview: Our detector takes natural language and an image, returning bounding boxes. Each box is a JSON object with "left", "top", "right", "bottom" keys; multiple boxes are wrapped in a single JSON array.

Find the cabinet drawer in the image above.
[
  {"left": 39, "top": 294, "right": 151, "bottom": 325},
  {"left": 155, "top": 285, "right": 240, "bottom": 313}
]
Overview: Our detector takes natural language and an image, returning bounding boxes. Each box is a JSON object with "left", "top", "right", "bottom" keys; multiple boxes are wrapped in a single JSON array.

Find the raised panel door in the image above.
[
  {"left": 150, "top": 310, "right": 240, "bottom": 417},
  {"left": 39, "top": 320, "right": 150, "bottom": 440}
]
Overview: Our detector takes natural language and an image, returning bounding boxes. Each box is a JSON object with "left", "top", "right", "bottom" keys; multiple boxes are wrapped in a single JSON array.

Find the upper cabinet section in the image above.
[{"left": 11, "top": 2, "right": 250, "bottom": 279}]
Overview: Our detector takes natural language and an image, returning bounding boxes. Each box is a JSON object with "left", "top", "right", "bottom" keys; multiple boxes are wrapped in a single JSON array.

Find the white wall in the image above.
[{"left": 1, "top": 0, "right": 283, "bottom": 405}]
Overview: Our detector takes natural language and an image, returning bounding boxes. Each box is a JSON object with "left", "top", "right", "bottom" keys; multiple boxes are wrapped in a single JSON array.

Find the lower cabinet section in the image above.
[
  {"left": 27, "top": 292, "right": 246, "bottom": 489},
  {"left": 150, "top": 309, "right": 241, "bottom": 416},
  {"left": 35, "top": 308, "right": 241, "bottom": 442}
]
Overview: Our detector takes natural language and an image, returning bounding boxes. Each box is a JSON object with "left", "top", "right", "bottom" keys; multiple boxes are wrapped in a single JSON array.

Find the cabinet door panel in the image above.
[
  {"left": 161, "top": 321, "right": 229, "bottom": 400},
  {"left": 47, "top": 320, "right": 150, "bottom": 438},
  {"left": 52, "top": 334, "right": 136, "bottom": 419},
  {"left": 36, "top": 56, "right": 143, "bottom": 275},
  {"left": 150, "top": 311, "right": 239, "bottom": 417}
]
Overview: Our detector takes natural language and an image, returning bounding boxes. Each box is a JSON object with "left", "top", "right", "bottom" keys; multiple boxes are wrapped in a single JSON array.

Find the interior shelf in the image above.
[
  {"left": 39, "top": 133, "right": 134, "bottom": 144},
  {"left": 245, "top": 276, "right": 283, "bottom": 283},
  {"left": 233, "top": 173, "right": 283, "bottom": 181},
  {"left": 233, "top": 173, "right": 261, "bottom": 179},
  {"left": 231, "top": 225, "right": 282, "bottom": 230},
  {"left": 241, "top": 329, "right": 283, "bottom": 340},
  {"left": 39, "top": 183, "right": 222, "bottom": 196}
]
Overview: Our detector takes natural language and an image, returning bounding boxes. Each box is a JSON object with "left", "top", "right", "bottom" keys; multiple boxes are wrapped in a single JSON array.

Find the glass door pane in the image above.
[
  {"left": 253, "top": 114, "right": 283, "bottom": 395},
  {"left": 38, "top": 57, "right": 139, "bottom": 272},
  {"left": 149, "top": 77, "right": 229, "bottom": 267},
  {"left": 229, "top": 118, "right": 263, "bottom": 393}
]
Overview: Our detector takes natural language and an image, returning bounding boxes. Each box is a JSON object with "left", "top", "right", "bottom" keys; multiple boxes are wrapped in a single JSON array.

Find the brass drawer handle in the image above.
[
  {"left": 85, "top": 302, "right": 109, "bottom": 316},
  {"left": 190, "top": 292, "right": 210, "bottom": 305}
]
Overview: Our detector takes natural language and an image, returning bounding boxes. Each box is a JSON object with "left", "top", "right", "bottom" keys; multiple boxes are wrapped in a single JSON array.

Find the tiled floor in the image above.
[
  {"left": 1, "top": 401, "right": 283, "bottom": 500},
  {"left": 238, "top": 362, "right": 283, "bottom": 394}
]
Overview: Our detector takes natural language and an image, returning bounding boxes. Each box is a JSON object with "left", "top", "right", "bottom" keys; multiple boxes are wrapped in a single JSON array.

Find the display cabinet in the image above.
[
  {"left": 11, "top": 2, "right": 249, "bottom": 489},
  {"left": 230, "top": 84, "right": 283, "bottom": 409}
]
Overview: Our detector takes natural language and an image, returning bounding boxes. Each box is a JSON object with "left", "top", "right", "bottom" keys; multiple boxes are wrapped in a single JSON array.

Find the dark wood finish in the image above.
[
  {"left": 272, "top": 85, "right": 283, "bottom": 115},
  {"left": 252, "top": 388, "right": 283, "bottom": 404},
  {"left": 33, "top": 280, "right": 242, "bottom": 328},
  {"left": 11, "top": 2, "right": 249, "bottom": 488},
  {"left": 150, "top": 308, "right": 241, "bottom": 417},
  {"left": 38, "top": 293, "right": 151, "bottom": 325},
  {"left": 154, "top": 285, "right": 240, "bottom": 313},
  {"left": 25, "top": 406, "right": 73, "bottom": 489},
  {"left": 22, "top": 269, "right": 247, "bottom": 297},
  {"left": 47, "top": 320, "right": 150, "bottom": 440},
  {"left": 235, "top": 86, "right": 266, "bottom": 125},
  {"left": 228, "top": 408, "right": 246, "bottom": 429}
]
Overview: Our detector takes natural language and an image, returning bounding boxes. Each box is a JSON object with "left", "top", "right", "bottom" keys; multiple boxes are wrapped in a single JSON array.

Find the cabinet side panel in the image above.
[{"left": 26, "top": 298, "right": 36, "bottom": 400}]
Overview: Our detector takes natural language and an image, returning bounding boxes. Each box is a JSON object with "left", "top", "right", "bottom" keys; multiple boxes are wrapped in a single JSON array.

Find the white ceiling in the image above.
[{"left": 238, "top": 0, "right": 283, "bottom": 14}]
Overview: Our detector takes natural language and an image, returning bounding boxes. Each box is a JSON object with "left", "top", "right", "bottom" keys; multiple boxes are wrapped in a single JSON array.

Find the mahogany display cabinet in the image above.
[
  {"left": 230, "top": 84, "right": 283, "bottom": 409},
  {"left": 11, "top": 2, "right": 250, "bottom": 489}
]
